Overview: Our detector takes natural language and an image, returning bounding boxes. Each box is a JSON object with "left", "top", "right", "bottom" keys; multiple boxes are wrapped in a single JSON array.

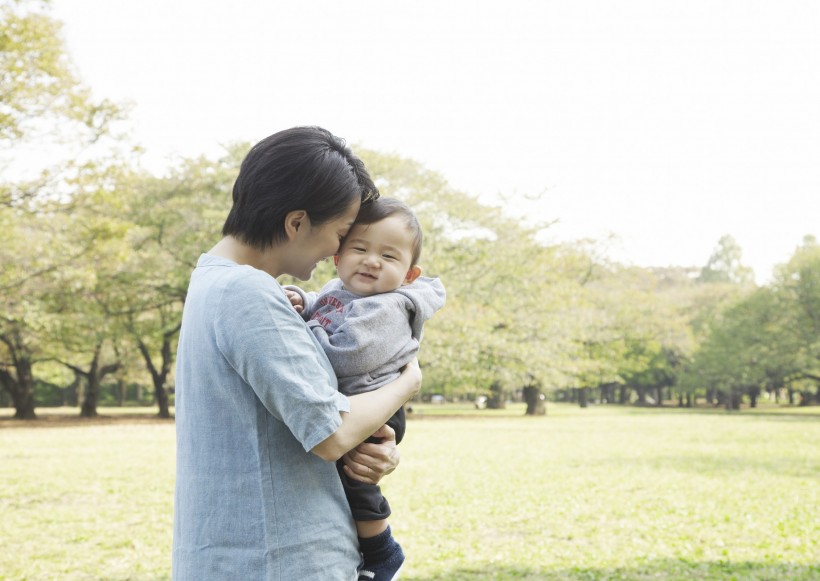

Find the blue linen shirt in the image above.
[{"left": 172, "top": 254, "right": 359, "bottom": 580}]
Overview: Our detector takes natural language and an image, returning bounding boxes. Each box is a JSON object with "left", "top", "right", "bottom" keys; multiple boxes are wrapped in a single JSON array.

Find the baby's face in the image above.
[{"left": 336, "top": 216, "right": 416, "bottom": 297}]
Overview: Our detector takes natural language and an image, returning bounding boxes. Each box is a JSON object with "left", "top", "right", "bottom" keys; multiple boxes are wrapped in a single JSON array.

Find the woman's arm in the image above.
[{"left": 310, "top": 359, "right": 421, "bottom": 462}]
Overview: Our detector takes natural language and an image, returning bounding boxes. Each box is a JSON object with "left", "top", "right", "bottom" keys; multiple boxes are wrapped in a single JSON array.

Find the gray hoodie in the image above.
[{"left": 288, "top": 277, "right": 446, "bottom": 396}]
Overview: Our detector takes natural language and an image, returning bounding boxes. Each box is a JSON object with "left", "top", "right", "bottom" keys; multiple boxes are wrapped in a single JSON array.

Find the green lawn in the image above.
[{"left": 1, "top": 404, "right": 818, "bottom": 580}]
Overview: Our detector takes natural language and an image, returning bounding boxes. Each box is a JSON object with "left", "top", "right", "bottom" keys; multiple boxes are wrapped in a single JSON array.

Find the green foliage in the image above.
[
  {"left": 772, "top": 237, "right": 820, "bottom": 390},
  {"left": 698, "top": 234, "right": 755, "bottom": 286},
  {"left": 0, "top": 0, "right": 120, "bottom": 143},
  {"left": 6, "top": 136, "right": 820, "bottom": 413},
  {"left": 683, "top": 236, "right": 820, "bottom": 404},
  {"left": 359, "top": 149, "right": 595, "bottom": 396},
  {"left": 0, "top": 0, "right": 127, "bottom": 417},
  {"left": 1, "top": 0, "right": 817, "bottom": 413}
]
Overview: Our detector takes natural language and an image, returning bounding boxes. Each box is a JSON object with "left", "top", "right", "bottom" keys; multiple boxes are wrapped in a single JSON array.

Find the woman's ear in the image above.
[
  {"left": 284, "top": 210, "right": 308, "bottom": 240},
  {"left": 403, "top": 265, "right": 422, "bottom": 285}
]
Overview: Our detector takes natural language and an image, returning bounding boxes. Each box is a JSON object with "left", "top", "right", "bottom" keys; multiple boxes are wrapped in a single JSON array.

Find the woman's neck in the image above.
[{"left": 209, "top": 236, "right": 283, "bottom": 278}]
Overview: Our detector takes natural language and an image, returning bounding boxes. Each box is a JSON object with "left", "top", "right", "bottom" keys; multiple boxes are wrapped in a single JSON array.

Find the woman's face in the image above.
[{"left": 289, "top": 200, "right": 361, "bottom": 280}]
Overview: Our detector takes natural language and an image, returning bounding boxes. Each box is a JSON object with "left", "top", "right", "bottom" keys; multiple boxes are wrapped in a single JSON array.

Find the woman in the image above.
[{"left": 172, "top": 127, "right": 421, "bottom": 580}]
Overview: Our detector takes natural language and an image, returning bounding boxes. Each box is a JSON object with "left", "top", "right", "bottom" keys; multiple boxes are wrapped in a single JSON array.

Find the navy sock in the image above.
[{"left": 358, "top": 525, "right": 403, "bottom": 565}]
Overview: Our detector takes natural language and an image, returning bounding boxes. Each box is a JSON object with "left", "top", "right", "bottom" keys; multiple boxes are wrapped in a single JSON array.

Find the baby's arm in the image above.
[{"left": 282, "top": 285, "right": 318, "bottom": 319}]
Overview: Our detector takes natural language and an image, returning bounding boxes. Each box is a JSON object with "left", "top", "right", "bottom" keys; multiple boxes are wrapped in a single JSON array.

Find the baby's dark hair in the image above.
[{"left": 354, "top": 198, "right": 423, "bottom": 265}]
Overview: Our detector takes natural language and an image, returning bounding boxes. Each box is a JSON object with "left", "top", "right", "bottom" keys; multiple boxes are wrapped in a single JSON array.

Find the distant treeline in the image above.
[{"left": 2, "top": 1, "right": 819, "bottom": 420}]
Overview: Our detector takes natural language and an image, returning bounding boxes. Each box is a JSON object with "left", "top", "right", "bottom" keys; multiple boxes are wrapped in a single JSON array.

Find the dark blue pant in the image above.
[{"left": 336, "top": 406, "right": 406, "bottom": 521}]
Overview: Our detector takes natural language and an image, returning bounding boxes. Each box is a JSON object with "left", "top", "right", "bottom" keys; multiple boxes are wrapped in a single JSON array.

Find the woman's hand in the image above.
[{"left": 341, "top": 424, "right": 400, "bottom": 485}]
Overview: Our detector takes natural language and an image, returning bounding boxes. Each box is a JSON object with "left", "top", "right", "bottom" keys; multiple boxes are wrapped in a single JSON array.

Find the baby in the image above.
[{"left": 286, "top": 197, "right": 445, "bottom": 581}]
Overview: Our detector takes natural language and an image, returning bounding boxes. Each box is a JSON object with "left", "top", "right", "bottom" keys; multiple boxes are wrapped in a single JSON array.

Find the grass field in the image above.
[{"left": 1, "top": 403, "right": 818, "bottom": 580}]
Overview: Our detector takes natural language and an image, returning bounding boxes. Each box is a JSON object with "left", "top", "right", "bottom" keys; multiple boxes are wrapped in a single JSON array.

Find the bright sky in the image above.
[{"left": 51, "top": 0, "right": 820, "bottom": 283}]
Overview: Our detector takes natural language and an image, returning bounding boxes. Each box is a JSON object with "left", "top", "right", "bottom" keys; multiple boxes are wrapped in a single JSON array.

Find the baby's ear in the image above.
[
  {"left": 403, "top": 265, "right": 422, "bottom": 285},
  {"left": 333, "top": 255, "right": 340, "bottom": 267}
]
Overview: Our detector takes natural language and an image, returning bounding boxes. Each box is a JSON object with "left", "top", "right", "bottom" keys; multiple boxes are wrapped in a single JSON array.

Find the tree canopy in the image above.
[{"left": 2, "top": 0, "right": 818, "bottom": 418}]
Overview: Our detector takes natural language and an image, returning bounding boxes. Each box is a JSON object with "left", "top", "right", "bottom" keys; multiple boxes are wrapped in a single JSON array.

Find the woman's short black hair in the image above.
[
  {"left": 222, "top": 126, "right": 379, "bottom": 248},
  {"left": 353, "top": 197, "right": 423, "bottom": 265}
]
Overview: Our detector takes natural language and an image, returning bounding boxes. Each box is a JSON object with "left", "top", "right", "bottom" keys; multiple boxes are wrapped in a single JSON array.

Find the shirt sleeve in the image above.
[
  {"left": 214, "top": 274, "right": 349, "bottom": 452},
  {"left": 308, "top": 295, "right": 413, "bottom": 378}
]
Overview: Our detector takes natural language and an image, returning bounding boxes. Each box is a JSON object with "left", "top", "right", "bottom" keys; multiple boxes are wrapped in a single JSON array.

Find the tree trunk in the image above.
[
  {"left": 0, "top": 330, "right": 38, "bottom": 419},
  {"left": 655, "top": 387, "right": 664, "bottom": 407},
  {"left": 619, "top": 385, "right": 628, "bottom": 404},
  {"left": 11, "top": 386, "right": 36, "bottom": 419},
  {"left": 523, "top": 385, "right": 546, "bottom": 416},
  {"left": 686, "top": 392, "right": 693, "bottom": 408},
  {"left": 1, "top": 359, "right": 37, "bottom": 420},
  {"left": 135, "top": 326, "right": 179, "bottom": 419},
  {"left": 66, "top": 343, "right": 121, "bottom": 418},
  {"left": 487, "top": 381, "right": 506, "bottom": 409},
  {"left": 600, "top": 383, "right": 619, "bottom": 405},
  {"left": 81, "top": 355, "right": 101, "bottom": 417},
  {"left": 79, "top": 349, "right": 101, "bottom": 418},
  {"left": 80, "top": 374, "right": 99, "bottom": 418},
  {"left": 578, "top": 388, "right": 588, "bottom": 408},
  {"left": 156, "top": 385, "right": 171, "bottom": 418},
  {"left": 116, "top": 378, "right": 126, "bottom": 406},
  {"left": 63, "top": 371, "right": 81, "bottom": 406},
  {"left": 749, "top": 388, "right": 758, "bottom": 408},
  {"left": 725, "top": 390, "right": 741, "bottom": 411}
]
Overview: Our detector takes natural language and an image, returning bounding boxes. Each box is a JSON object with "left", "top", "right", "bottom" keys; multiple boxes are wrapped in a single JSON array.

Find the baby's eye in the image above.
[
  {"left": 354, "top": 247, "right": 366, "bottom": 253},
  {"left": 383, "top": 254, "right": 397, "bottom": 260}
]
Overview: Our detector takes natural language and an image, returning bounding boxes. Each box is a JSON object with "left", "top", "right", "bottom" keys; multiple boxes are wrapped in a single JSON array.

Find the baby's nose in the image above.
[{"left": 364, "top": 254, "right": 380, "bottom": 267}]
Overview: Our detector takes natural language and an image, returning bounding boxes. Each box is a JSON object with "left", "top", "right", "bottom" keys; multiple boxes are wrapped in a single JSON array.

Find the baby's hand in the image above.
[{"left": 284, "top": 289, "right": 304, "bottom": 314}]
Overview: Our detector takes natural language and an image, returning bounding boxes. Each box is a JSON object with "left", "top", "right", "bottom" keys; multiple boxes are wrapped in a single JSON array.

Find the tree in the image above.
[
  {"left": 772, "top": 236, "right": 820, "bottom": 404},
  {"left": 105, "top": 151, "right": 236, "bottom": 416},
  {"left": 683, "top": 287, "right": 788, "bottom": 410},
  {"left": 1, "top": 0, "right": 122, "bottom": 418},
  {"left": 522, "top": 375, "right": 546, "bottom": 415},
  {"left": 358, "top": 149, "right": 592, "bottom": 405},
  {"left": 0, "top": 0, "right": 120, "bottom": 145},
  {"left": 698, "top": 235, "right": 755, "bottom": 286}
]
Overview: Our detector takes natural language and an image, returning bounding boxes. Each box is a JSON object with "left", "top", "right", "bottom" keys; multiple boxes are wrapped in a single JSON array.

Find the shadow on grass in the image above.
[
  {"left": 0, "top": 413, "right": 173, "bottom": 429},
  {"left": 593, "top": 404, "right": 820, "bottom": 421},
  {"left": 648, "top": 453, "right": 818, "bottom": 478},
  {"left": 404, "top": 558, "right": 820, "bottom": 580}
]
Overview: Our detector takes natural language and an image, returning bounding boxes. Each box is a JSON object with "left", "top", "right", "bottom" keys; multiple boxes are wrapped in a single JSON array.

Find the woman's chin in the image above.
[{"left": 300, "top": 263, "right": 319, "bottom": 280}]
